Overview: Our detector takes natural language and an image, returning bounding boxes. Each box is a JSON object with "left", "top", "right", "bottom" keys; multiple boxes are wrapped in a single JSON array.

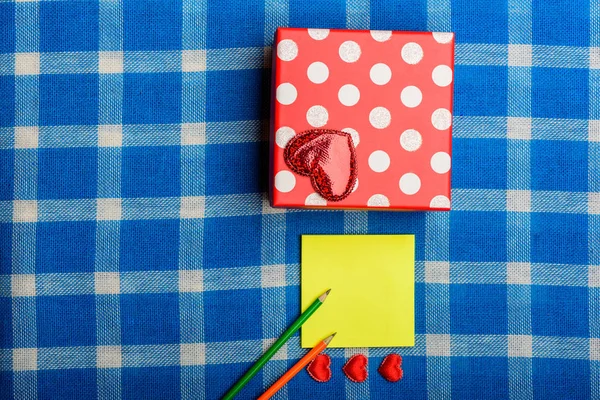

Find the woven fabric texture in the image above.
[{"left": 0, "top": 0, "right": 599, "bottom": 399}]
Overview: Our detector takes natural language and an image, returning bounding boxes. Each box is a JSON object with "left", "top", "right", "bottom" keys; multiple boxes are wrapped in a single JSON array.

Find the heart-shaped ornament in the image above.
[
  {"left": 306, "top": 353, "right": 332, "bottom": 383},
  {"left": 378, "top": 354, "right": 403, "bottom": 382},
  {"left": 284, "top": 129, "right": 357, "bottom": 202},
  {"left": 342, "top": 354, "right": 368, "bottom": 383}
]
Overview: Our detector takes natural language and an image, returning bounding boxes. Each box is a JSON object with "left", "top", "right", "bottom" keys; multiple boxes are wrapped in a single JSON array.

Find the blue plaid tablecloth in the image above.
[{"left": 0, "top": 0, "right": 599, "bottom": 399}]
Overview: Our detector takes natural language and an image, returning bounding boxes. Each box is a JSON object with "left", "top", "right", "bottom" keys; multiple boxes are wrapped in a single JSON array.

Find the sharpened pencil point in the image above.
[
  {"left": 323, "top": 333, "right": 336, "bottom": 345},
  {"left": 318, "top": 289, "right": 331, "bottom": 302}
]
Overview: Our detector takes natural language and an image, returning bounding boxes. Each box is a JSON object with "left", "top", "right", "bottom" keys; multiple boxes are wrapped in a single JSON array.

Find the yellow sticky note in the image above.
[{"left": 301, "top": 235, "right": 414, "bottom": 348}]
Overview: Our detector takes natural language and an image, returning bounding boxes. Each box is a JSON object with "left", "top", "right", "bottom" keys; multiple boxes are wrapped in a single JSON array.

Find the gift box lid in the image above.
[{"left": 270, "top": 28, "right": 454, "bottom": 211}]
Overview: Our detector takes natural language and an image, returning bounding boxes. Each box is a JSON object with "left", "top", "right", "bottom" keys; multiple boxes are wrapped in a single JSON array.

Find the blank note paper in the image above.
[{"left": 301, "top": 235, "right": 415, "bottom": 348}]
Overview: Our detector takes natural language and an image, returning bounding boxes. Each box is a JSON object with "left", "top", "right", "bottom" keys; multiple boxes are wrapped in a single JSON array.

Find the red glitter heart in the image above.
[
  {"left": 284, "top": 129, "right": 357, "bottom": 202},
  {"left": 378, "top": 354, "right": 403, "bottom": 382},
  {"left": 342, "top": 354, "right": 368, "bottom": 383},
  {"left": 306, "top": 354, "right": 332, "bottom": 383}
]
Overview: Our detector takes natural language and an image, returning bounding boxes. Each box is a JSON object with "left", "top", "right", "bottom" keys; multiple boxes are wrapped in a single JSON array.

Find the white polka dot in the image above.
[
  {"left": 307, "top": 62, "right": 329, "bottom": 84},
  {"left": 274, "top": 170, "right": 296, "bottom": 193},
  {"left": 339, "top": 41, "right": 361, "bottom": 63},
  {"left": 431, "top": 108, "right": 452, "bottom": 130},
  {"left": 276, "top": 83, "right": 297, "bottom": 105},
  {"left": 401, "top": 86, "right": 422, "bottom": 108},
  {"left": 277, "top": 39, "right": 298, "bottom": 61},
  {"left": 305, "top": 193, "right": 327, "bottom": 206},
  {"left": 399, "top": 173, "right": 421, "bottom": 195},
  {"left": 342, "top": 128, "right": 360, "bottom": 147},
  {"left": 432, "top": 65, "right": 453, "bottom": 87},
  {"left": 432, "top": 32, "right": 454, "bottom": 44},
  {"left": 400, "top": 129, "right": 422, "bottom": 152},
  {"left": 352, "top": 178, "right": 359, "bottom": 192},
  {"left": 370, "top": 63, "right": 392, "bottom": 85},
  {"left": 430, "top": 195, "right": 451, "bottom": 209},
  {"left": 275, "top": 126, "right": 295, "bottom": 148},
  {"left": 370, "top": 30, "right": 392, "bottom": 42},
  {"left": 430, "top": 152, "right": 451, "bottom": 174},
  {"left": 306, "top": 105, "right": 328, "bottom": 127},
  {"left": 368, "top": 150, "right": 390, "bottom": 173},
  {"left": 401, "top": 42, "right": 423, "bottom": 64},
  {"left": 338, "top": 84, "right": 360, "bottom": 106},
  {"left": 369, "top": 107, "right": 391, "bottom": 129},
  {"left": 367, "top": 194, "right": 390, "bottom": 207},
  {"left": 308, "top": 29, "right": 330, "bottom": 40}
]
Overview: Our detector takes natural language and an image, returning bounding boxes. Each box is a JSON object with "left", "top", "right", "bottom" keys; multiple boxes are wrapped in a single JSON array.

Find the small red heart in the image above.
[
  {"left": 342, "top": 354, "right": 368, "bottom": 383},
  {"left": 306, "top": 354, "right": 332, "bottom": 383},
  {"left": 378, "top": 354, "right": 403, "bottom": 382},
  {"left": 284, "top": 129, "right": 357, "bottom": 202}
]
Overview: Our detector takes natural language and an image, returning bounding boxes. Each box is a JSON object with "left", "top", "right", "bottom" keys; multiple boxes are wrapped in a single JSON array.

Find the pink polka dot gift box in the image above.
[{"left": 269, "top": 28, "right": 454, "bottom": 211}]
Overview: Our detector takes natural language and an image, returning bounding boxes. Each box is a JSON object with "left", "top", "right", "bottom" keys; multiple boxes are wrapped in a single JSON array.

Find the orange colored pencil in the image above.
[{"left": 258, "top": 333, "right": 336, "bottom": 400}]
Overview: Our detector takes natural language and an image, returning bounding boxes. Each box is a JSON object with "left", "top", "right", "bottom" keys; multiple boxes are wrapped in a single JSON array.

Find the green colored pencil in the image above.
[{"left": 221, "top": 289, "right": 331, "bottom": 400}]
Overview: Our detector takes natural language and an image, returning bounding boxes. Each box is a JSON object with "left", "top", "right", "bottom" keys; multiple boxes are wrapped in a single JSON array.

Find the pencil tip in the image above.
[
  {"left": 323, "top": 333, "right": 336, "bottom": 345},
  {"left": 318, "top": 289, "right": 331, "bottom": 302}
]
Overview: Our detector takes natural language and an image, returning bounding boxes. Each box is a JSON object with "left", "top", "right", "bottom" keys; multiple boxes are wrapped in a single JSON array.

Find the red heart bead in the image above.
[
  {"left": 342, "top": 354, "right": 368, "bottom": 383},
  {"left": 378, "top": 354, "right": 403, "bottom": 382},
  {"left": 284, "top": 129, "right": 357, "bottom": 202},
  {"left": 306, "top": 354, "right": 332, "bottom": 383}
]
